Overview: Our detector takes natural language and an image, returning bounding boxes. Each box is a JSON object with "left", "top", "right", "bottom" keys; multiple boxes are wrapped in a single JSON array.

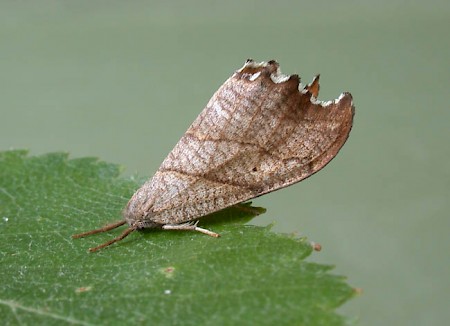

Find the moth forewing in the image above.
[{"left": 72, "top": 59, "right": 354, "bottom": 252}]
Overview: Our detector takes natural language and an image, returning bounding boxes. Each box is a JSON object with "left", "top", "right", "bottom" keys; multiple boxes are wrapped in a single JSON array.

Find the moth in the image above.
[{"left": 73, "top": 59, "right": 354, "bottom": 252}]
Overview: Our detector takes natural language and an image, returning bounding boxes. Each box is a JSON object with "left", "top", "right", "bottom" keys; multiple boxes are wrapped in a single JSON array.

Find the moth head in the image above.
[{"left": 122, "top": 191, "right": 157, "bottom": 229}]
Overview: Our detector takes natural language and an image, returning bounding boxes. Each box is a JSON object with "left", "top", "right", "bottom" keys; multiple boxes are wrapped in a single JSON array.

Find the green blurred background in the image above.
[{"left": 1, "top": 1, "right": 449, "bottom": 325}]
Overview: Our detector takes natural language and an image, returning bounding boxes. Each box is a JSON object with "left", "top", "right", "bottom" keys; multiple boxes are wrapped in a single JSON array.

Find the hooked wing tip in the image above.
[{"left": 337, "top": 92, "right": 355, "bottom": 114}]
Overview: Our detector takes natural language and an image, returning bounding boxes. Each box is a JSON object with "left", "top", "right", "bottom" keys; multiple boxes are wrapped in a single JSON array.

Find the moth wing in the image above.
[{"left": 146, "top": 60, "right": 354, "bottom": 224}]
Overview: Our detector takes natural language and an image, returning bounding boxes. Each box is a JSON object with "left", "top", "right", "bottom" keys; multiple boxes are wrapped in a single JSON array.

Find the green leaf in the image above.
[{"left": 0, "top": 150, "right": 356, "bottom": 325}]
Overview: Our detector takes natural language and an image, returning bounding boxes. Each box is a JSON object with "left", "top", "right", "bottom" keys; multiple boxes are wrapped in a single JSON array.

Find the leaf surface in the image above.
[{"left": 0, "top": 150, "right": 355, "bottom": 325}]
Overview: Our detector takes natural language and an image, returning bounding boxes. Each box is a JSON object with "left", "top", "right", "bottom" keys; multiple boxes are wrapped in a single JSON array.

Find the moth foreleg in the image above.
[{"left": 162, "top": 221, "right": 220, "bottom": 238}]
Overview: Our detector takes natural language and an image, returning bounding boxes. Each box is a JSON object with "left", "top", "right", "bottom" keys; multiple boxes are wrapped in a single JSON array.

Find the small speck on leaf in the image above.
[
  {"left": 75, "top": 286, "right": 92, "bottom": 293},
  {"left": 311, "top": 242, "right": 322, "bottom": 251},
  {"left": 161, "top": 266, "right": 175, "bottom": 278}
]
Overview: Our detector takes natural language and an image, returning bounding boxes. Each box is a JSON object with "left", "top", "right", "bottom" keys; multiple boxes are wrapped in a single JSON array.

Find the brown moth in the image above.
[{"left": 73, "top": 59, "right": 355, "bottom": 252}]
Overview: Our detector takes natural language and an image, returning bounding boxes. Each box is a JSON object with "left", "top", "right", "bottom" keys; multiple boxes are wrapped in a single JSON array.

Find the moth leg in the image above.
[{"left": 162, "top": 221, "right": 220, "bottom": 238}]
